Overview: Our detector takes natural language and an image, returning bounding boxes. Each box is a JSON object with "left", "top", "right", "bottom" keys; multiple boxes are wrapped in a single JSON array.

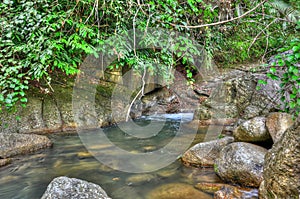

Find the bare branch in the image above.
[{"left": 247, "top": 19, "right": 277, "bottom": 55}]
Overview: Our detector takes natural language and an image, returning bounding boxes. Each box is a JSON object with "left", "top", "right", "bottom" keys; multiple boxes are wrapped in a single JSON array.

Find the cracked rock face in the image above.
[
  {"left": 214, "top": 142, "right": 267, "bottom": 187},
  {"left": 259, "top": 124, "right": 300, "bottom": 198},
  {"left": 41, "top": 176, "right": 112, "bottom": 199}
]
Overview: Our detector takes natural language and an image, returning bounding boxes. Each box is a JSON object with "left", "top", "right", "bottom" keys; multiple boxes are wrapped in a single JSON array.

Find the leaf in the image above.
[
  {"left": 292, "top": 75, "right": 299, "bottom": 81},
  {"left": 20, "top": 98, "right": 28, "bottom": 103},
  {"left": 293, "top": 68, "right": 299, "bottom": 75},
  {"left": 258, "top": 79, "right": 267, "bottom": 85},
  {"left": 270, "top": 67, "right": 276, "bottom": 73},
  {"left": 292, "top": 45, "right": 300, "bottom": 52},
  {"left": 290, "top": 93, "right": 296, "bottom": 99},
  {"left": 289, "top": 101, "right": 296, "bottom": 109}
]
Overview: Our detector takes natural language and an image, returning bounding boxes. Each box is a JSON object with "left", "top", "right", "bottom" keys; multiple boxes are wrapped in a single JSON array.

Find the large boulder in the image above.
[
  {"left": 266, "top": 112, "right": 294, "bottom": 143},
  {"left": 259, "top": 123, "right": 300, "bottom": 198},
  {"left": 181, "top": 137, "right": 234, "bottom": 167},
  {"left": 0, "top": 133, "right": 52, "bottom": 158},
  {"left": 233, "top": 117, "right": 271, "bottom": 142},
  {"left": 41, "top": 176, "right": 111, "bottom": 199},
  {"left": 232, "top": 73, "right": 281, "bottom": 119},
  {"left": 214, "top": 142, "right": 267, "bottom": 187}
]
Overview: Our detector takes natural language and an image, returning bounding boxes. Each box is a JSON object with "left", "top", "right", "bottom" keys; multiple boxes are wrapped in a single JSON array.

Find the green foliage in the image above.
[
  {"left": 261, "top": 34, "right": 300, "bottom": 117},
  {"left": 0, "top": 0, "right": 99, "bottom": 111},
  {"left": 0, "top": 0, "right": 299, "bottom": 112}
]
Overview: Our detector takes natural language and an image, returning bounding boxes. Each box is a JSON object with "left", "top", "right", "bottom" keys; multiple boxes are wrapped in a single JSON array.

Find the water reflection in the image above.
[{"left": 0, "top": 116, "right": 220, "bottom": 199}]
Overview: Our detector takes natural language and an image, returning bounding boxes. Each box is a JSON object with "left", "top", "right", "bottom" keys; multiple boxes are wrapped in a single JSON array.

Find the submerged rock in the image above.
[
  {"left": 41, "top": 176, "right": 111, "bottom": 199},
  {"left": 265, "top": 112, "right": 294, "bottom": 143},
  {"left": 195, "top": 182, "right": 258, "bottom": 198},
  {"left": 233, "top": 117, "right": 271, "bottom": 142},
  {"left": 126, "top": 174, "right": 156, "bottom": 186},
  {"left": 0, "top": 158, "right": 11, "bottom": 167},
  {"left": 146, "top": 183, "right": 211, "bottom": 199},
  {"left": 182, "top": 137, "right": 234, "bottom": 167},
  {"left": 215, "top": 142, "right": 267, "bottom": 187},
  {"left": 259, "top": 124, "right": 300, "bottom": 198},
  {"left": 110, "top": 186, "right": 143, "bottom": 199},
  {"left": 214, "top": 186, "right": 258, "bottom": 199},
  {"left": 0, "top": 133, "right": 52, "bottom": 158}
]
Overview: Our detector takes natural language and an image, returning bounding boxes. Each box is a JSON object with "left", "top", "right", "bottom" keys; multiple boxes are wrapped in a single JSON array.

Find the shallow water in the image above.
[{"left": 0, "top": 114, "right": 228, "bottom": 199}]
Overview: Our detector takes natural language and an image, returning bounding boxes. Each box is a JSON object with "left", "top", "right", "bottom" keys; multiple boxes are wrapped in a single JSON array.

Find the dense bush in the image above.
[{"left": 0, "top": 0, "right": 298, "bottom": 113}]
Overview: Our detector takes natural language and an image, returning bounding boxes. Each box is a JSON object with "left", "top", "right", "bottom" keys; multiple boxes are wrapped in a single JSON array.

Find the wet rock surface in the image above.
[
  {"left": 181, "top": 137, "right": 234, "bottom": 167},
  {"left": 146, "top": 183, "right": 212, "bottom": 199},
  {"left": 0, "top": 133, "right": 52, "bottom": 159},
  {"left": 195, "top": 182, "right": 258, "bottom": 198},
  {"left": 214, "top": 186, "right": 258, "bottom": 199},
  {"left": 215, "top": 142, "right": 267, "bottom": 187},
  {"left": 259, "top": 123, "right": 300, "bottom": 198},
  {"left": 41, "top": 176, "right": 112, "bottom": 199},
  {"left": 233, "top": 117, "right": 271, "bottom": 142},
  {"left": 0, "top": 158, "right": 11, "bottom": 167}
]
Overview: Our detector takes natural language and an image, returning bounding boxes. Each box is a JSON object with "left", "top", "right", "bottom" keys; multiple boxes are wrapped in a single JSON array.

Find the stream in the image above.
[{"left": 0, "top": 113, "right": 225, "bottom": 199}]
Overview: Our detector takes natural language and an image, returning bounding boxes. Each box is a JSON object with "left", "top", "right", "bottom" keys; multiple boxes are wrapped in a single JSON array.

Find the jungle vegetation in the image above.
[{"left": 0, "top": 0, "right": 299, "bottom": 116}]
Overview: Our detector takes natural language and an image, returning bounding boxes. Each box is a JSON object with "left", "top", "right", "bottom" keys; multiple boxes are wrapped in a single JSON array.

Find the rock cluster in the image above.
[{"left": 184, "top": 69, "right": 298, "bottom": 198}]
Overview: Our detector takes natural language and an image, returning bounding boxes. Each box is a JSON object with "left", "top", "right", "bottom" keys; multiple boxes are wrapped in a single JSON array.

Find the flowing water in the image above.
[{"left": 0, "top": 114, "right": 255, "bottom": 199}]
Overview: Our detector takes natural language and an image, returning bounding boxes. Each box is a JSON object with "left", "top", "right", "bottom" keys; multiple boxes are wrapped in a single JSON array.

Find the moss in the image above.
[{"left": 214, "top": 163, "right": 219, "bottom": 173}]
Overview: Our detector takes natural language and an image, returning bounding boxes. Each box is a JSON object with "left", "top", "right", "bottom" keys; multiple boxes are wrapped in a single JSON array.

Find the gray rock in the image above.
[
  {"left": 230, "top": 73, "right": 281, "bottom": 119},
  {"left": 266, "top": 112, "right": 294, "bottom": 143},
  {"left": 233, "top": 117, "right": 271, "bottom": 142},
  {"left": 215, "top": 142, "right": 267, "bottom": 187},
  {"left": 0, "top": 133, "right": 52, "bottom": 158},
  {"left": 242, "top": 105, "right": 264, "bottom": 119},
  {"left": 181, "top": 137, "right": 234, "bottom": 167},
  {"left": 41, "top": 176, "right": 111, "bottom": 199},
  {"left": 259, "top": 124, "right": 300, "bottom": 198}
]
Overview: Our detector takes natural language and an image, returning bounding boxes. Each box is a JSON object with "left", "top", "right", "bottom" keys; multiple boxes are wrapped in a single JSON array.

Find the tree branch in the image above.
[{"left": 168, "top": 0, "right": 268, "bottom": 29}]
